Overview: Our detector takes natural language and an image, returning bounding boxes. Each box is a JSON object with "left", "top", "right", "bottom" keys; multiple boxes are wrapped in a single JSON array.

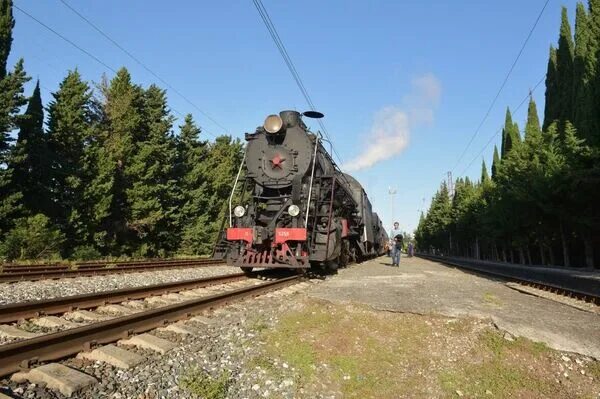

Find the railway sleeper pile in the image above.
[{"left": 0, "top": 274, "right": 310, "bottom": 397}]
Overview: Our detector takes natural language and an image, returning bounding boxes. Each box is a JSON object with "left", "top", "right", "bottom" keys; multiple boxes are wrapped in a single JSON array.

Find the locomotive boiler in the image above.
[{"left": 223, "top": 110, "right": 386, "bottom": 272}]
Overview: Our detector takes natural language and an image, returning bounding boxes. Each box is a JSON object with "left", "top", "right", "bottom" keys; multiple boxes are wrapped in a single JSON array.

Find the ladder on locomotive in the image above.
[{"left": 306, "top": 174, "right": 337, "bottom": 259}]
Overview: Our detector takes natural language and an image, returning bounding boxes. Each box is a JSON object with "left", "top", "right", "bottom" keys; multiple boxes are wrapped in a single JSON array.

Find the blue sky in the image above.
[{"left": 9, "top": 0, "right": 578, "bottom": 233}]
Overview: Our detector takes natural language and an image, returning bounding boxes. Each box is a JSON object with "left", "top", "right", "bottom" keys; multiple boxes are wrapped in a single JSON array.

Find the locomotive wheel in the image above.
[{"left": 240, "top": 267, "right": 253, "bottom": 275}]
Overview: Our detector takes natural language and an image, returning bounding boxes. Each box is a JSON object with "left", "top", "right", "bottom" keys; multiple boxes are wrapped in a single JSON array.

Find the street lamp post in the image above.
[{"left": 388, "top": 187, "right": 397, "bottom": 227}]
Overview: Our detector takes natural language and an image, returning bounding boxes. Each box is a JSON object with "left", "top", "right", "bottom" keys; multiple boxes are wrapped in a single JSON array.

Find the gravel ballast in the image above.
[{"left": 0, "top": 266, "right": 240, "bottom": 306}]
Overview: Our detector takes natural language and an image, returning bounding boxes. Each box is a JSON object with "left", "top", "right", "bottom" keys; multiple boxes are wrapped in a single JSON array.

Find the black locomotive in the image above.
[{"left": 223, "top": 110, "right": 388, "bottom": 272}]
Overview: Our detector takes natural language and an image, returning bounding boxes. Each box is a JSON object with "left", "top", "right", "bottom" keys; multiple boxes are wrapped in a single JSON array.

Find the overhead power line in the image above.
[
  {"left": 451, "top": 0, "right": 550, "bottom": 174},
  {"left": 57, "top": 0, "right": 228, "bottom": 137},
  {"left": 13, "top": 4, "right": 117, "bottom": 74},
  {"left": 458, "top": 74, "right": 546, "bottom": 177},
  {"left": 251, "top": 0, "right": 346, "bottom": 167}
]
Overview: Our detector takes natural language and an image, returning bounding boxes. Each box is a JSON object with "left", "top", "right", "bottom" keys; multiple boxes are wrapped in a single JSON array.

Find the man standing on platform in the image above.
[{"left": 390, "top": 221, "right": 403, "bottom": 266}]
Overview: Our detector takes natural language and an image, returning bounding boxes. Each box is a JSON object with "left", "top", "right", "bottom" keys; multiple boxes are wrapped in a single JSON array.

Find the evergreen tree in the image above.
[
  {"left": 125, "top": 84, "right": 179, "bottom": 256},
  {"left": 525, "top": 96, "right": 542, "bottom": 140},
  {"left": 543, "top": 46, "right": 559, "bottom": 130},
  {"left": 491, "top": 145, "right": 500, "bottom": 179},
  {"left": 556, "top": 7, "right": 575, "bottom": 124},
  {"left": 481, "top": 159, "right": 490, "bottom": 183},
  {"left": 88, "top": 68, "right": 144, "bottom": 253},
  {"left": 9, "top": 81, "right": 50, "bottom": 216},
  {"left": 46, "top": 70, "right": 96, "bottom": 253},
  {"left": 176, "top": 114, "right": 210, "bottom": 255},
  {"left": 0, "top": 0, "right": 29, "bottom": 236},
  {"left": 501, "top": 108, "right": 520, "bottom": 157},
  {"left": 573, "top": 2, "right": 590, "bottom": 134},
  {"left": 0, "top": 0, "right": 13, "bottom": 79}
]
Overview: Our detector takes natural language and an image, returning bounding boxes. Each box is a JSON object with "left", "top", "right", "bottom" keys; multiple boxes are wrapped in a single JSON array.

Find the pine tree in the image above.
[
  {"left": 125, "top": 84, "right": 179, "bottom": 255},
  {"left": 176, "top": 114, "right": 210, "bottom": 255},
  {"left": 88, "top": 68, "right": 144, "bottom": 253},
  {"left": 46, "top": 70, "right": 96, "bottom": 253},
  {"left": 491, "top": 145, "right": 500, "bottom": 179},
  {"left": 9, "top": 81, "right": 50, "bottom": 216},
  {"left": 525, "top": 96, "right": 542, "bottom": 140},
  {"left": 0, "top": 0, "right": 29, "bottom": 235},
  {"left": 481, "top": 159, "right": 490, "bottom": 183},
  {"left": 543, "top": 46, "right": 559, "bottom": 130},
  {"left": 556, "top": 7, "right": 575, "bottom": 124}
]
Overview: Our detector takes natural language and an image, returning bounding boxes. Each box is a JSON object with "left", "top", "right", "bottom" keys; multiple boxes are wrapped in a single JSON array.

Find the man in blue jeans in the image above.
[{"left": 390, "top": 221, "right": 402, "bottom": 266}]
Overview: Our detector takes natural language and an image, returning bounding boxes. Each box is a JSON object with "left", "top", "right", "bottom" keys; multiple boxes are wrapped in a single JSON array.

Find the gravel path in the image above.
[{"left": 0, "top": 266, "right": 240, "bottom": 306}]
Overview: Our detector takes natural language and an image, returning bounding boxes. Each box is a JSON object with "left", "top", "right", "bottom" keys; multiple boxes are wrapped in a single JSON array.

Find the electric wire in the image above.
[
  {"left": 252, "top": 0, "right": 346, "bottom": 168},
  {"left": 451, "top": 0, "right": 550, "bottom": 174},
  {"left": 458, "top": 74, "right": 546, "bottom": 177},
  {"left": 58, "top": 0, "right": 229, "bottom": 137}
]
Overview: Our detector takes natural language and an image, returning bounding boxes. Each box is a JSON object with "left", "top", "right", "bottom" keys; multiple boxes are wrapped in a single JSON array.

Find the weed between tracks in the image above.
[
  {"left": 179, "top": 368, "right": 231, "bottom": 399},
  {"left": 255, "top": 299, "right": 600, "bottom": 398}
]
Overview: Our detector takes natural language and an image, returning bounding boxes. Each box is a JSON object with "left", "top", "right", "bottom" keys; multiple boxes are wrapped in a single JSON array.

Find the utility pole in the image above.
[
  {"left": 447, "top": 171, "right": 454, "bottom": 198},
  {"left": 388, "top": 187, "right": 397, "bottom": 226}
]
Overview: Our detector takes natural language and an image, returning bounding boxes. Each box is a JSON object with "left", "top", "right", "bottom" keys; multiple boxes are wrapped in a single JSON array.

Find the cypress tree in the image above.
[
  {"left": 543, "top": 46, "right": 559, "bottom": 130},
  {"left": 481, "top": 159, "right": 490, "bottom": 183},
  {"left": 501, "top": 108, "right": 519, "bottom": 157},
  {"left": 556, "top": 7, "right": 575, "bottom": 124},
  {"left": 491, "top": 145, "right": 500, "bottom": 179},
  {"left": 573, "top": 2, "right": 590, "bottom": 134},
  {"left": 9, "top": 81, "right": 50, "bottom": 216},
  {"left": 46, "top": 70, "right": 96, "bottom": 253},
  {"left": 0, "top": 0, "right": 13, "bottom": 79},
  {"left": 525, "top": 96, "right": 542, "bottom": 140}
]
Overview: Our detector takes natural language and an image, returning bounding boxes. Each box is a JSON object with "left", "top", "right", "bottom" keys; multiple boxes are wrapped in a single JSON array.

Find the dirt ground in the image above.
[{"left": 308, "top": 254, "right": 600, "bottom": 359}]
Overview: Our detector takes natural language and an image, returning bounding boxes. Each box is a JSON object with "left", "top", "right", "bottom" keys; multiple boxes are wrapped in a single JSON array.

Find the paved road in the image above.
[{"left": 309, "top": 255, "right": 600, "bottom": 359}]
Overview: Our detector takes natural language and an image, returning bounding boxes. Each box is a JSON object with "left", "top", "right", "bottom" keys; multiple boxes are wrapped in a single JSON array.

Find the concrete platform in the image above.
[
  {"left": 12, "top": 363, "right": 96, "bottom": 397},
  {"left": 0, "top": 325, "right": 41, "bottom": 339},
  {"left": 77, "top": 344, "right": 144, "bottom": 369},
  {"left": 119, "top": 333, "right": 176, "bottom": 354},
  {"left": 309, "top": 255, "right": 600, "bottom": 359}
]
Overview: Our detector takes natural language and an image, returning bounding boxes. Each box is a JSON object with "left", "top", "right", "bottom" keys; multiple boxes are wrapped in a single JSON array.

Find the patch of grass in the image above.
[
  {"left": 249, "top": 318, "right": 270, "bottom": 333},
  {"left": 587, "top": 361, "right": 600, "bottom": 379},
  {"left": 179, "top": 368, "right": 230, "bottom": 399},
  {"left": 439, "top": 360, "right": 547, "bottom": 398},
  {"left": 483, "top": 292, "right": 502, "bottom": 306}
]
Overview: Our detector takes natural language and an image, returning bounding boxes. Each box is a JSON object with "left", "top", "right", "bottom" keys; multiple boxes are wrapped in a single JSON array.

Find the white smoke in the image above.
[{"left": 344, "top": 73, "right": 441, "bottom": 172}]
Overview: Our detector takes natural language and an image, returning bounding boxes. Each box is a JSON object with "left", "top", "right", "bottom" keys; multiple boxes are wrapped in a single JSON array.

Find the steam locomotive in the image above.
[{"left": 223, "top": 110, "right": 387, "bottom": 272}]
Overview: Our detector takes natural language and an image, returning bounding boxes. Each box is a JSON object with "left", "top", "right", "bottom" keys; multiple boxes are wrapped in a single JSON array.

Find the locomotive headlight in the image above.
[
  {"left": 288, "top": 204, "right": 300, "bottom": 217},
  {"left": 233, "top": 205, "right": 246, "bottom": 218},
  {"left": 264, "top": 114, "right": 283, "bottom": 134}
]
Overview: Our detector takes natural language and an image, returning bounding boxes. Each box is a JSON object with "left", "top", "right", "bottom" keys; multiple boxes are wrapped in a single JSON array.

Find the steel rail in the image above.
[
  {"left": 0, "top": 259, "right": 225, "bottom": 283},
  {"left": 417, "top": 253, "right": 599, "bottom": 303},
  {"left": 1, "top": 258, "right": 221, "bottom": 272},
  {"left": 0, "top": 275, "right": 300, "bottom": 378},
  {"left": 0, "top": 273, "right": 247, "bottom": 323}
]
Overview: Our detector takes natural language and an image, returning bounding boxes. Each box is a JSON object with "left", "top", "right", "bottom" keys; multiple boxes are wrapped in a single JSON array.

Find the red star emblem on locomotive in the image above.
[{"left": 270, "top": 154, "right": 285, "bottom": 169}]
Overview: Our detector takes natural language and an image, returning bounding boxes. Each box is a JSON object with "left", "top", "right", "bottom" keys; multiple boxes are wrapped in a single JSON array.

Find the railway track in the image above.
[
  {"left": 417, "top": 253, "right": 600, "bottom": 304},
  {"left": 0, "top": 258, "right": 225, "bottom": 283},
  {"left": 0, "top": 272, "right": 302, "bottom": 379}
]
